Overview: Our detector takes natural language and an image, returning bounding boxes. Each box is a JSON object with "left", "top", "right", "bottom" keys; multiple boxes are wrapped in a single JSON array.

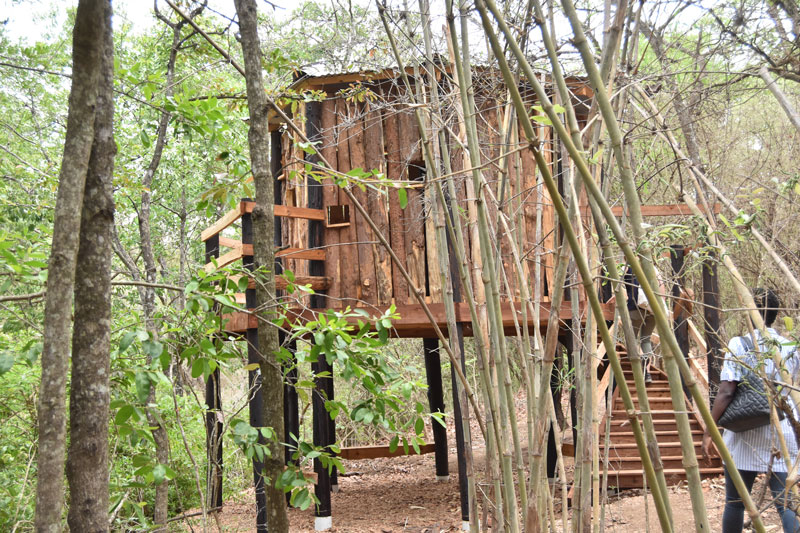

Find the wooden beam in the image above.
[
  {"left": 206, "top": 246, "right": 324, "bottom": 272},
  {"left": 222, "top": 300, "right": 616, "bottom": 335},
  {"left": 204, "top": 246, "right": 251, "bottom": 272},
  {"left": 201, "top": 202, "right": 246, "bottom": 241},
  {"left": 202, "top": 202, "right": 327, "bottom": 242},
  {"left": 609, "top": 203, "right": 721, "bottom": 217},
  {"left": 227, "top": 275, "right": 332, "bottom": 292},
  {"left": 337, "top": 443, "right": 436, "bottom": 461},
  {"left": 218, "top": 236, "right": 244, "bottom": 249},
  {"left": 276, "top": 247, "right": 326, "bottom": 261},
  {"left": 274, "top": 204, "right": 326, "bottom": 221}
]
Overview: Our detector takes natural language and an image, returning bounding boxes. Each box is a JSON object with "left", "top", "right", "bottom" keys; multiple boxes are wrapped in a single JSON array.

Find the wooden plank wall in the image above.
[{"left": 297, "top": 81, "right": 565, "bottom": 311}]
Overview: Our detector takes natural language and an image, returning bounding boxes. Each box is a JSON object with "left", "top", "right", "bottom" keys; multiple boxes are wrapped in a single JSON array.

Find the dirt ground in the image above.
[
  {"left": 181, "top": 359, "right": 789, "bottom": 532},
  {"left": 181, "top": 449, "right": 789, "bottom": 532}
]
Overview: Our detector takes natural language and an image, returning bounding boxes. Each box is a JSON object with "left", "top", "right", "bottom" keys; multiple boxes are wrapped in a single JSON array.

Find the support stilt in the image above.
[
  {"left": 204, "top": 235, "right": 223, "bottom": 512},
  {"left": 242, "top": 210, "right": 267, "bottom": 531},
  {"left": 670, "top": 245, "right": 691, "bottom": 400},
  {"left": 312, "top": 353, "right": 333, "bottom": 529},
  {"left": 449, "top": 324, "right": 469, "bottom": 523},
  {"left": 423, "top": 338, "right": 449, "bottom": 480}
]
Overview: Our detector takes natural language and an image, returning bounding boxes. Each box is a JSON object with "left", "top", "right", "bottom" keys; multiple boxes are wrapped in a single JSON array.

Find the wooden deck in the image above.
[{"left": 220, "top": 300, "right": 615, "bottom": 338}]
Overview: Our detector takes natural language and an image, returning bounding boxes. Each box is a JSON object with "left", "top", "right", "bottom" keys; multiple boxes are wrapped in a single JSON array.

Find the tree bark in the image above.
[
  {"left": 137, "top": 19, "right": 183, "bottom": 528},
  {"left": 233, "top": 0, "right": 288, "bottom": 531},
  {"left": 34, "top": 1, "right": 106, "bottom": 530},
  {"left": 67, "top": 1, "right": 115, "bottom": 530}
]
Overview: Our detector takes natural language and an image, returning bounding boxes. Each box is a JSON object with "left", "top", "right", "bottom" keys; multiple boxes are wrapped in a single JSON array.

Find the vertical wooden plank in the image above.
[
  {"left": 347, "top": 102, "right": 378, "bottom": 305},
  {"left": 422, "top": 98, "right": 442, "bottom": 304},
  {"left": 384, "top": 104, "right": 409, "bottom": 304},
  {"left": 518, "top": 118, "right": 537, "bottom": 294},
  {"left": 398, "top": 105, "right": 426, "bottom": 301},
  {"left": 306, "top": 101, "right": 326, "bottom": 313},
  {"left": 364, "top": 100, "right": 393, "bottom": 305},
  {"left": 448, "top": 132, "right": 472, "bottom": 273},
  {"left": 320, "top": 96, "right": 340, "bottom": 307},
  {"left": 336, "top": 98, "right": 361, "bottom": 306},
  {"left": 541, "top": 121, "right": 556, "bottom": 300}
]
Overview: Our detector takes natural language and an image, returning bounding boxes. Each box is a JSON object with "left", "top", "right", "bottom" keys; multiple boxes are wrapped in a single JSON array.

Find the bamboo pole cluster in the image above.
[{"left": 367, "top": 1, "right": 800, "bottom": 531}]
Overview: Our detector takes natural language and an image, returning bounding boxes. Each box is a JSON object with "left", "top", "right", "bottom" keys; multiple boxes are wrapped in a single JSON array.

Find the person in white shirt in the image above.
[{"left": 703, "top": 288, "right": 800, "bottom": 532}]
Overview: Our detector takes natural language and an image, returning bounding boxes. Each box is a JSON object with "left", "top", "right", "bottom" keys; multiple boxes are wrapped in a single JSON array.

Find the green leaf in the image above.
[
  {"left": 785, "top": 316, "right": 795, "bottom": 332},
  {"left": 0, "top": 352, "right": 14, "bottom": 375},
  {"left": 191, "top": 358, "right": 205, "bottom": 379},
  {"left": 244, "top": 363, "right": 260, "bottom": 371},
  {"left": 143, "top": 339, "right": 163, "bottom": 359},
  {"left": 152, "top": 463, "right": 167, "bottom": 485},
  {"left": 200, "top": 338, "right": 217, "bottom": 356},
  {"left": 115, "top": 405, "right": 135, "bottom": 425},
  {"left": 414, "top": 416, "right": 425, "bottom": 436},
  {"left": 119, "top": 331, "right": 137, "bottom": 353},
  {"left": 397, "top": 188, "right": 408, "bottom": 209},
  {"left": 139, "top": 129, "right": 151, "bottom": 148},
  {"left": 135, "top": 372, "right": 151, "bottom": 403}
]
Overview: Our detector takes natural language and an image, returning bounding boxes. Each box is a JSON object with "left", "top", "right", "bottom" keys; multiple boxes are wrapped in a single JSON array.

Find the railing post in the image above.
[
  {"left": 242, "top": 205, "right": 268, "bottom": 532},
  {"left": 204, "top": 235, "right": 223, "bottom": 512}
]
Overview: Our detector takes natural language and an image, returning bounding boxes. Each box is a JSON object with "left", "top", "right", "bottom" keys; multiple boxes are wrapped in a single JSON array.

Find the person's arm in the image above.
[{"left": 702, "top": 380, "right": 738, "bottom": 458}]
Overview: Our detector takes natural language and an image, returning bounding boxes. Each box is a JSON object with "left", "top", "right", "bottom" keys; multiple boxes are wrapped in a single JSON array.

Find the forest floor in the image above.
[
  {"left": 182, "top": 449, "right": 788, "bottom": 532},
  {"left": 182, "top": 359, "right": 788, "bottom": 531}
]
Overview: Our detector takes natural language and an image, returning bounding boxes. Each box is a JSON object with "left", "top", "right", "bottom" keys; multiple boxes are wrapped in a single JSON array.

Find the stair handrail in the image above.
[
  {"left": 686, "top": 319, "right": 710, "bottom": 391},
  {"left": 594, "top": 323, "right": 616, "bottom": 415}
]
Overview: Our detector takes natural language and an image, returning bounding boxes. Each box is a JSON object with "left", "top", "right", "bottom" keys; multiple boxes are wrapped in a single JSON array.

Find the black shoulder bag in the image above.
[{"left": 718, "top": 336, "right": 784, "bottom": 432}]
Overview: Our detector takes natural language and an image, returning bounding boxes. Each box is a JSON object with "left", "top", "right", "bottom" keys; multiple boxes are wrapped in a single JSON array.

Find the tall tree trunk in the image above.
[
  {"left": 233, "top": 0, "right": 288, "bottom": 531},
  {"left": 34, "top": 1, "right": 106, "bottom": 530},
  {"left": 66, "top": 1, "right": 115, "bottom": 530}
]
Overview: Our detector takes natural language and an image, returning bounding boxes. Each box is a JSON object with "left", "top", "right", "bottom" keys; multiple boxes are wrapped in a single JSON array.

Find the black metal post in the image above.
[
  {"left": 423, "top": 338, "right": 449, "bottom": 479},
  {"left": 242, "top": 209, "right": 268, "bottom": 531},
  {"left": 204, "top": 235, "right": 223, "bottom": 512},
  {"left": 670, "top": 245, "right": 691, "bottom": 400}
]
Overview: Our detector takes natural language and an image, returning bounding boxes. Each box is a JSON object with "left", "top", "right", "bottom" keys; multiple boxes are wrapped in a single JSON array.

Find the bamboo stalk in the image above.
[{"left": 474, "top": 2, "right": 676, "bottom": 530}]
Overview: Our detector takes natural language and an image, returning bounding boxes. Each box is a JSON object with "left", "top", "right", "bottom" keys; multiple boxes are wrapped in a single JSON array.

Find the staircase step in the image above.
[
  {"left": 626, "top": 399, "right": 679, "bottom": 409},
  {"left": 611, "top": 409, "right": 684, "bottom": 420},
  {"left": 605, "top": 429, "right": 704, "bottom": 443},
  {"left": 605, "top": 467, "right": 724, "bottom": 489},
  {"left": 603, "top": 441, "right": 704, "bottom": 457},
  {"left": 608, "top": 418, "right": 686, "bottom": 429},
  {"left": 607, "top": 455, "right": 712, "bottom": 470}
]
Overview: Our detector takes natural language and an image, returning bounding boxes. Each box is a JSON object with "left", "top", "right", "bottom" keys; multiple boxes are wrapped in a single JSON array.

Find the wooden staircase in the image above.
[{"left": 600, "top": 349, "right": 723, "bottom": 488}]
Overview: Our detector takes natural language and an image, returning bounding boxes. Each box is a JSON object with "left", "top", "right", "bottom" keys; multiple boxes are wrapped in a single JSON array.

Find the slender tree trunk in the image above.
[
  {"left": 233, "top": 1, "right": 289, "bottom": 531},
  {"left": 138, "top": 25, "right": 179, "bottom": 528},
  {"left": 67, "top": 2, "right": 115, "bottom": 531},
  {"left": 34, "top": 1, "right": 106, "bottom": 530}
]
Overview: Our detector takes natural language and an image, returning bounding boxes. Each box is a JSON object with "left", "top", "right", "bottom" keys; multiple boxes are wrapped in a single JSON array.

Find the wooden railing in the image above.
[{"left": 200, "top": 199, "right": 326, "bottom": 241}]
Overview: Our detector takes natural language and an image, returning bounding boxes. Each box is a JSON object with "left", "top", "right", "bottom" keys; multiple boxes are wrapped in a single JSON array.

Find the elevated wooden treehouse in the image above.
[{"left": 199, "top": 68, "right": 720, "bottom": 530}]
